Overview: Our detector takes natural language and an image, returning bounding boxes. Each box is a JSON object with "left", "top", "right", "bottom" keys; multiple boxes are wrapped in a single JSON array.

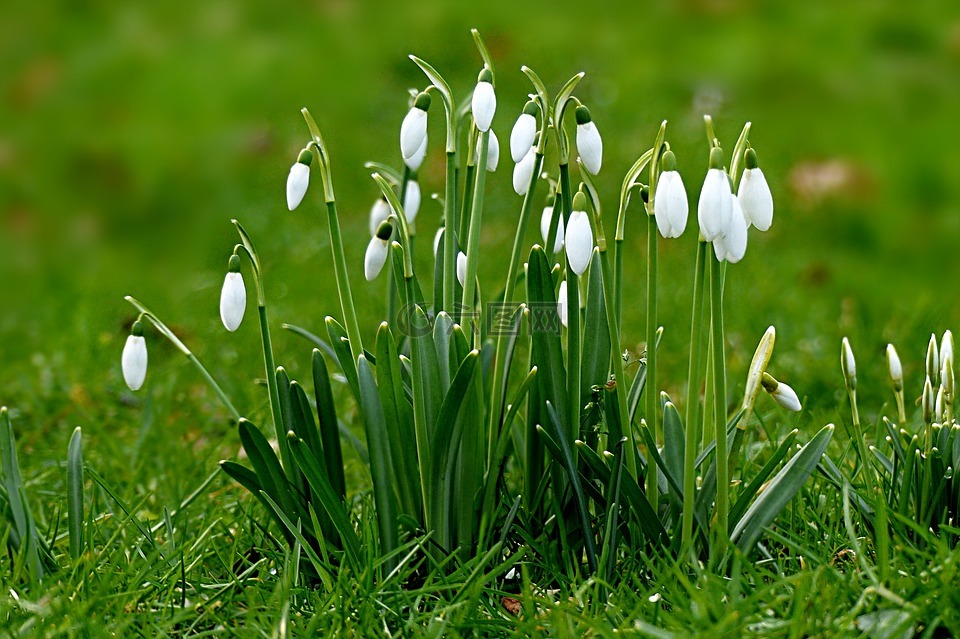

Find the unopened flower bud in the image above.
[
  {"left": 886, "top": 343, "right": 903, "bottom": 392},
  {"left": 122, "top": 321, "right": 148, "bottom": 391},
  {"left": 926, "top": 333, "right": 940, "bottom": 385},
  {"left": 761, "top": 373, "right": 801, "bottom": 412},
  {"left": 841, "top": 337, "right": 857, "bottom": 391},
  {"left": 922, "top": 376, "right": 935, "bottom": 424},
  {"left": 575, "top": 105, "right": 603, "bottom": 175}
]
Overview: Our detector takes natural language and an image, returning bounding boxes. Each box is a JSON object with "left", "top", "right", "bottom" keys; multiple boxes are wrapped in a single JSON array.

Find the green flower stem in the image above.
[
  {"left": 559, "top": 163, "right": 581, "bottom": 441},
  {"left": 709, "top": 250, "right": 729, "bottom": 543},
  {"left": 460, "top": 130, "right": 489, "bottom": 325},
  {"left": 388, "top": 167, "right": 412, "bottom": 324},
  {"left": 324, "top": 200, "right": 364, "bottom": 368},
  {"left": 459, "top": 129, "right": 478, "bottom": 244},
  {"left": 444, "top": 151, "right": 458, "bottom": 315},
  {"left": 257, "top": 302, "right": 295, "bottom": 483},
  {"left": 645, "top": 213, "right": 660, "bottom": 511},
  {"left": 124, "top": 296, "right": 240, "bottom": 422},
  {"left": 614, "top": 240, "right": 624, "bottom": 333},
  {"left": 681, "top": 240, "right": 708, "bottom": 547}
]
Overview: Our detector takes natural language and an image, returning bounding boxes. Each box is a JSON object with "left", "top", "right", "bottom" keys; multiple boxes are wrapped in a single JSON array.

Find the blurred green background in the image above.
[{"left": 2, "top": 0, "right": 958, "bottom": 471}]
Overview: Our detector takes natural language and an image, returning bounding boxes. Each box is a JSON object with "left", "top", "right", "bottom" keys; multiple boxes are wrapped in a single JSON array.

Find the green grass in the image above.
[{"left": 2, "top": 0, "right": 960, "bottom": 635}]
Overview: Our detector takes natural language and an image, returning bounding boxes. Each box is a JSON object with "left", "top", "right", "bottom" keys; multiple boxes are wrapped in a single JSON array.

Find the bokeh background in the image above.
[{"left": 2, "top": 0, "right": 958, "bottom": 475}]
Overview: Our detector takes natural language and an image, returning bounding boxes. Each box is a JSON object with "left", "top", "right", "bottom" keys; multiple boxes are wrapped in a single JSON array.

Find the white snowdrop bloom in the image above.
[
  {"left": 369, "top": 198, "right": 391, "bottom": 235},
  {"left": 219, "top": 255, "right": 246, "bottom": 332},
  {"left": 405, "top": 134, "right": 428, "bottom": 172},
  {"left": 941, "top": 330, "right": 954, "bottom": 373},
  {"left": 713, "top": 194, "right": 747, "bottom": 263},
  {"left": 510, "top": 101, "right": 538, "bottom": 163},
  {"left": 539, "top": 195, "right": 564, "bottom": 254},
  {"left": 557, "top": 280, "right": 569, "bottom": 328},
  {"left": 286, "top": 149, "right": 312, "bottom": 211},
  {"left": 513, "top": 145, "right": 536, "bottom": 196},
  {"left": 653, "top": 151, "right": 688, "bottom": 238},
  {"left": 456, "top": 251, "right": 468, "bottom": 287},
  {"left": 697, "top": 148, "right": 733, "bottom": 241},
  {"left": 433, "top": 227, "right": 444, "bottom": 257},
  {"left": 403, "top": 180, "right": 421, "bottom": 223},
  {"left": 364, "top": 228, "right": 391, "bottom": 282},
  {"left": 565, "top": 192, "right": 594, "bottom": 276},
  {"left": 841, "top": 337, "right": 857, "bottom": 390},
  {"left": 738, "top": 149, "right": 773, "bottom": 231},
  {"left": 485, "top": 129, "right": 499, "bottom": 172},
  {"left": 121, "top": 322, "right": 148, "bottom": 391},
  {"left": 400, "top": 92, "right": 431, "bottom": 161},
  {"left": 770, "top": 382, "right": 802, "bottom": 412},
  {"left": 471, "top": 68, "right": 496, "bottom": 132},
  {"left": 575, "top": 106, "right": 602, "bottom": 175},
  {"left": 886, "top": 344, "right": 903, "bottom": 390}
]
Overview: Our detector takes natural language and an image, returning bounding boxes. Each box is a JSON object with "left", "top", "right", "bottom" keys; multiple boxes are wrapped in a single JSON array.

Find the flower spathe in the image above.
[
  {"left": 565, "top": 192, "right": 594, "bottom": 276},
  {"left": 513, "top": 145, "right": 536, "bottom": 196},
  {"left": 738, "top": 149, "right": 773, "bottom": 231},
  {"left": 510, "top": 104, "right": 537, "bottom": 163},
  {"left": 219, "top": 269, "right": 246, "bottom": 332},
  {"left": 557, "top": 280, "right": 569, "bottom": 328},
  {"left": 575, "top": 106, "right": 602, "bottom": 175},
  {"left": 471, "top": 68, "right": 496, "bottom": 132},
  {"left": 403, "top": 180, "right": 421, "bottom": 223},
  {"left": 540, "top": 197, "right": 564, "bottom": 254},
  {"left": 653, "top": 152, "right": 688, "bottom": 238},
  {"left": 122, "top": 322, "right": 147, "bottom": 391},
  {"left": 697, "top": 148, "right": 733, "bottom": 242},
  {"left": 712, "top": 194, "right": 747, "bottom": 263},
  {"left": 286, "top": 150, "right": 311, "bottom": 211},
  {"left": 400, "top": 92, "right": 431, "bottom": 161}
]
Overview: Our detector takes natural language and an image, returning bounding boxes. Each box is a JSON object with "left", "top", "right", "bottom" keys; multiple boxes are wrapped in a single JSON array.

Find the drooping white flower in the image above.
[
  {"left": 510, "top": 101, "right": 538, "bottom": 163},
  {"left": 886, "top": 344, "right": 903, "bottom": 390},
  {"left": 405, "top": 134, "right": 428, "bottom": 172},
  {"left": 698, "top": 147, "right": 733, "bottom": 241},
  {"left": 565, "top": 191, "right": 594, "bottom": 276},
  {"left": 771, "top": 382, "right": 802, "bottom": 412},
  {"left": 369, "top": 198, "right": 391, "bottom": 235},
  {"left": 485, "top": 129, "right": 499, "bottom": 172},
  {"left": 400, "top": 92, "right": 431, "bottom": 161},
  {"left": 653, "top": 151, "right": 688, "bottom": 238},
  {"left": 364, "top": 224, "right": 392, "bottom": 282},
  {"left": 219, "top": 255, "right": 246, "bottom": 332},
  {"left": 841, "top": 337, "right": 857, "bottom": 390},
  {"left": 121, "top": 322, "right": 148, "bottom": 391},
  {"left": 513, "top": 145, "right": 536, "bottom": 196},
  {"left": 713, "top": 194, "right": 747, "bottom": 263},
  {"left": 286, "top": 149, "right": 312, "bottom": 211},
  {"left": 403, "top": 180, "right": 421, "bottom": 223},
  {"left": 471, "top": 68, "right": 496, "bottom": 132},
  {"left": 456, "top": 251, "right": 468, "bottom": 287},
  {"left": 540, "top": 195, "right": 564, "bottom": 254},
  {"left": 557, "top": 280, "right": 569, "bottom": 328},
  {"left": 575, "top": 106, "right": 602, "bottom": 175},
  {"left": 738, "top": 149, "right": 773, "bottom": 231}
]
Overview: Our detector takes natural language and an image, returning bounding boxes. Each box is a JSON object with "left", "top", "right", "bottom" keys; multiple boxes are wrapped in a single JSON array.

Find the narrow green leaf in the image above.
[
  {"left": 581, "top": 251, "right": 611, "bottom": 402},
  {"left": 661, "top": 397, "right": 685, "bottom": 500},
  {"left": 67, "top": 427, "right": 84, "bottom": 561},
  {"left": 238, "top": 418, "right": 297, "bottom": 535},
  {"left": 326, "top": 317, "right": 360, "bottom": 400},
  {"left": 729, "top": 429, "right": 798, "bottom": 525},
  {"left": 526, "top": 247, "right": 569, "bottom": 431},
  {"left": 312, "top": 349, "right": 345, "bottom": 500}
]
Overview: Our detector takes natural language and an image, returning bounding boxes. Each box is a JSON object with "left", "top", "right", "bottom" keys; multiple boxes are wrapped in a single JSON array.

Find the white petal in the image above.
[
  {"left": 472, "top": 81, "right": 496, "bottom": 132},
  {"left": 364, "top": 237, "right": 389, "bottom": 281},
  {"left": 772, "top": 383, "right": 802, "bottom": 412},
  {"left": 456, "top": 251, "right": 468, "bottom": 286},
  {"left": 403, "top": 181, "right": 421, "bottom": 223},
  {"left": 404, "top": 134, "right": 428, "bottom": 172},
  {"left": 122, "top": 335, "right": 147, "bottom": 391},
  {"left": 565, "top": 210, "right": 594, "bottom": 276},
  {"left": 941, "top": 330, "right": 954, "bottom": 371},
  {"left": 720, "top": 195, "right": 748, "bottom": 263},
  {"left": 558, "top": 280, "right": 569, "bottom": 328},
  {"left": 513, "top": 146, "right": 536, "bottom": 195},
  {"left": 400, "top": 108, "right": 428, "bottom": 160},
  {"left": 369, "top": 199, "right": 391, "bottom": 235},
  {"left": 510, "top": 113, "right": 537, "bottom": 163},
  {"left": 653, "top": 171, "right": 688, "bottom": 239},
  {"left": 485, "top": 129, "right": 499, "bottom": 172},
  {"left": 433, "top": 227, "right": 444, "bottom": 257},
  {"left": 219, "top": 272, "right": 247, "bottom": 332},
  {"left": 886, "top": 344, "right": 903, "bottom": 385},
  {"left": 540, "top": 206, "right": 565, "bottom": 254},
  {"left": 286, "top": 163, "right": 310, "bottom": 211},
  {"left": 697, "top": 169, "right": 733, "bottom": 241},
  {"left": 576, "top": 122, "right": 603, "bottom": 175},
  {"left": 842, "top": 337, "right": 857, "bottom": 379},
  {"left": 738, "top": 168, "right": 773, "bottom": 231}
]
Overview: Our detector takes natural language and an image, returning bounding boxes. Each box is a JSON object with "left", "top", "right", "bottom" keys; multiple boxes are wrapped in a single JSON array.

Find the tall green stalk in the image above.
[
  {"left": 681, "top": 240, "right": 708, "bottom": 547},
  {"left": 645, "top": 213, "right": 660, "bottom": 510},
  {"left": 324, "top": 200, "right": 364, "bottom": 367},
  {"left": 709, "top": 251, "right": 729, "bottom": 542},
  {"left": 559, "top": 164, "right": 581, "bottom": 441},
  {"left": 460, "top": 131, "right": 489, "bottom": 324}
]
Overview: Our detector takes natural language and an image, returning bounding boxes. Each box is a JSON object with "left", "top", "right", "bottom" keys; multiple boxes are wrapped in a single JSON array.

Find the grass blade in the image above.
[{"left": 67, "top": 426, "right": 84, "bottom": 561}]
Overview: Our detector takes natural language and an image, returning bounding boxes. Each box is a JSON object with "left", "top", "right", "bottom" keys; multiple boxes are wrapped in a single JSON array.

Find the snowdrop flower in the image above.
[
  {"left": 456, "top": 251, "right": 468, "bottom": 287},
  {"left": 653, "top": 150, "right": 688, "bottom": 238},
  {"left": 886, "top": 344, "right": 903, "bottom": 391},
  {"left": 400, "top": 92, "right": 431, "bottom": 162},
  {"left": 122, "top": 320, "right": 148, "bottom": 391},
  {"left": 364, "top": 222, "right": 392, "bottom": 281},
  {"left": 575, "top": 105, "right": 602, "bottom": 175},
  {"left": 540, "top": 193, "right": 564, "bottom": 254},
  {"left": 697, "top": 147, "right": 733, "bottom": 242},
  {"left": 513, "top": 145, "right": 536, "bottom": 196},
  {"left": 405, "top": 135, "right": 428, "bottom": 172},
  {"left": 926, "top": 333, "right": 940, "bottom": 384},
  {"left": 369, "top": 198, "right": 391, "bottom": 235},
  {"left": 941, "top": 330, "right": 954, "bottom": 374},
  {"left": 738, "top": 148, "right": 773, "bottom": 231},
  {"left": 557, "top": 280, "right": 569, "bottom": 328},
  {"left": 433, "top": 226, "right": 444, "bottom": 258},
  {"left": 510, "top": 100, "right": 538, "bottom": 163},
  {"left": 761, "top": 373, "right": 801, "bottom": 412},
  {"left": 219, "top": 255, "right": 246, "bottom": 332},
  {"left": 403, "top": 180, "right": 421, "bottom": 223},
  {"left": 565, "top": 191, "right": 594, "bottom": 276},
  {"left": 475, "top": 129, "right": 499, "bottom": 172},
  {"left": 286, "top": 148, "right": 312, "bottom": 211},
  {"left": 841, "top": 337, "right": 857, "bottom": 391},
  {"left": 712, "top": 193, "right": 747, "bottom": 263},
  {"left": 471, "top": 67, "right": 496, "bottom": 132}
]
